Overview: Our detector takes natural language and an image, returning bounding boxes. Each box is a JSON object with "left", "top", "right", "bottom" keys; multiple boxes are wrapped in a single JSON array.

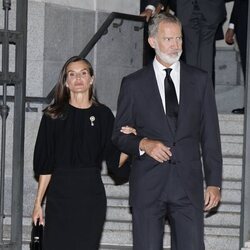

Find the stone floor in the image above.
[{"left": 100, "top": 245, "right": 170, "bottom": 250}]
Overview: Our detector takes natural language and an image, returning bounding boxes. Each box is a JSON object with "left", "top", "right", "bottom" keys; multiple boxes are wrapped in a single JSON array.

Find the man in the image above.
[
  {"left": 141, "top": 0, "right": 226, "bottom": 79},
  {"left": 112, "top": 13, "right": 222, "bottom": 250},
  {"left": 225, "top": 0, "right": 248, "bottom": 114}
]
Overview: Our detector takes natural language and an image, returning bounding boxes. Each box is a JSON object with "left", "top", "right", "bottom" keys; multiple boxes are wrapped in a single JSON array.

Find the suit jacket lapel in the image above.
[{"left": 175, "top": 62, "right": 195, "bottom": 139}]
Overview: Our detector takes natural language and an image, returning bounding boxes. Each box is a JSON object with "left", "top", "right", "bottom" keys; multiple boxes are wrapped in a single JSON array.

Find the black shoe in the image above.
[{"left": 232, "top": 107, "right": 245, "bottom": 114}]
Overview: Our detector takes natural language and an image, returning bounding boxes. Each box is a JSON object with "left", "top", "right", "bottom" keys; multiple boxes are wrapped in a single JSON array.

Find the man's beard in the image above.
[{"left": 155, "top": 43, "right": 182, "bottom": 65}]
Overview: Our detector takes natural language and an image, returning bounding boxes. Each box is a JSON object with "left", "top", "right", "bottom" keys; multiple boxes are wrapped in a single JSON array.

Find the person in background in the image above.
[
  {"left": 141, "top": 0, "right": 226, "bottom": 80},
  {"left": 32, "top": 56, "right": 135, "bottom": 250},
  {"left": 225, "top": 0, "right": 248, "bottom": 114},
  {"left": 113, "top": 13, "right": 222, "bottom": 250},
  {"left": 141, "top": 0, "right": 176, "bottom": 22}
]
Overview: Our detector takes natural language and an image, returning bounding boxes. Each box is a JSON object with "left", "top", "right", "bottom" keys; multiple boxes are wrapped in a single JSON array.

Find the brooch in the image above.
[{"left": 89, "top": 116, "right": 95, "bottom": 126}]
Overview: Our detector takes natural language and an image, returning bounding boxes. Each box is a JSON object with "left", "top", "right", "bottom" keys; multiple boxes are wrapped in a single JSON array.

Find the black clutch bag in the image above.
[{"left": 30, "top": 219, "right": 43, "bottom": 250}]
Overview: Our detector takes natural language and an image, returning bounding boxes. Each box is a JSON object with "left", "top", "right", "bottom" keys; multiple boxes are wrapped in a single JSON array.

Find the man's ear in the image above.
[{"left": 148, "top": 37, "right": 156, "bottom": 49}]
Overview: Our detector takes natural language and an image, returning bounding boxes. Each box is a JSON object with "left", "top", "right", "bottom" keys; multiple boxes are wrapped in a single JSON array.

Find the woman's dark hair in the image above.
[{"left": 44, "top": 56, "right": 98, "bottom": 119}]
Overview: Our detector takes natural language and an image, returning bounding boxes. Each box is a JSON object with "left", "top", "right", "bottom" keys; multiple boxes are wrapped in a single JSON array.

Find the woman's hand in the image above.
[
  {"left": 32, "top": 174, "right": 51, "bottom": 225},
  {"left": 120, "top": 126, "right": 137, "bottom": 135},
  {"left": 118, "top": 126, "right": 136, "bottom": 167},
  {"left": 32, "top": 201, "right": 44, "bottom": 225}
]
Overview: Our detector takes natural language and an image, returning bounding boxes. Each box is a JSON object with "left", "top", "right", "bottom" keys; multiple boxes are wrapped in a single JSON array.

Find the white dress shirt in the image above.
[
  {"left": 153, "top": 58, "right": 180, "bottom": 113},
  {"left": 139, "top": 59, "right": 180, "bottom": 155},
  {"left": 145, "top": 5, "right": 156, "bottom": 14}
]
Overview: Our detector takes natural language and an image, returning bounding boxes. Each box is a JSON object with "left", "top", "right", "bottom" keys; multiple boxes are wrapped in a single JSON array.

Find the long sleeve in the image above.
[
  {"left": 33, "top": 114, "right": 56, "bottom": 176},
  {"left": 230, "top": 0, "right": 240, "bottom": 25},
  {"left": 103, "top": 107, "right": 131, "bottom": 179},
  {"left": 200, "top": 74, "right": 223, "bottom": 188},
  {"left": 112, "top": 77, "right": 144, "bottom": 156}
]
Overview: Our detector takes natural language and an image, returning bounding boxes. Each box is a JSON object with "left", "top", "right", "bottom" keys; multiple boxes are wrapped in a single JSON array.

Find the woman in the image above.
[{"left": 32, "top": 56, "right": 135, "bottom": 250}]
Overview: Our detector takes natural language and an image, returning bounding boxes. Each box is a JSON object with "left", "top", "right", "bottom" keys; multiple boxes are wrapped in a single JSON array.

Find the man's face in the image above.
[{"left": 148, "top": 21, "right": 183, "bottom": 67}]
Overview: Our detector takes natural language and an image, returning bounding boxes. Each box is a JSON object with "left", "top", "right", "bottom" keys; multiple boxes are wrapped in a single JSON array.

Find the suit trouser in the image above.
[
  {"left": 132, "top": 166, "right": 205, "bottom": 250},
  {"left": 182, "top": 9, "right": 219, "bottom": 79}
]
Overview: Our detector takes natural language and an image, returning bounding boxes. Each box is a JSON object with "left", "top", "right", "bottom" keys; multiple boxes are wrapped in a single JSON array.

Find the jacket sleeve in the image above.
[
  {"left": 229, "top": 0, "right": 239, "bottom": 25},
  {"left": 103, "top": 108, "right": 131, "bottom": 179},
  {"left": 200, "top": 74, "right": 223, "bottom": 188},
  {"left": 112, "top": 77, "right": 144, "bottom": 156}
]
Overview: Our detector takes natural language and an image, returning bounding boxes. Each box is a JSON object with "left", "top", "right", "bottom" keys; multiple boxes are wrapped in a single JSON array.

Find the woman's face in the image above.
[{"left": 65, "top": 60, "right": 93, "bottom": 95}]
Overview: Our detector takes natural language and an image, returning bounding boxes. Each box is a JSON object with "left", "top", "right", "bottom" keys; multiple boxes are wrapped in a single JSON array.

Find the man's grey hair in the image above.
[{"left": 148, "top": 13, "right": 182, "bottom": 37}]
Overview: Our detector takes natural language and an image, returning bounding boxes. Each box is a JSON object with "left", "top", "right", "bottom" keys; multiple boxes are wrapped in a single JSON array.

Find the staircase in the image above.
[
  {"left": 98, "top": 114, "right": 244, "bottom": 250},
  {"left": 13, "top": 113, "right": 243, "bottom": 250},
  {"left": 2, "top": 47, "right": 244, "bottom": 249}
]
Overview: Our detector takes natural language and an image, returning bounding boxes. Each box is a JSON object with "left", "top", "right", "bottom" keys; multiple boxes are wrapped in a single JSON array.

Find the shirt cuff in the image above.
[
  {"left": 139, "top": 149, "right": 145, "bottom": 156},
  {"left": 228, "top": 23, "right": 235, "bottom": 30},
  {"left": 146, "top": 5, "right": 156, "bottom": 14}
]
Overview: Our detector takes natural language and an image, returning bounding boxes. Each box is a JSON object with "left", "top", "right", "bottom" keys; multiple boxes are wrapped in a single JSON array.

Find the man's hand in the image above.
[
  {"left": 225, "top": 28, "right": 235, "bottom": 45},
  {"left": 140, "top": 3, "right": 164, "bottom": 22},
  {"left": 139, "top": 138, "right": 172, "bottom": 163},
  {"left": 155, "top": 3, "right": 164, "bottom": 15},
  {"left": 204, "top": 186, "right": 221, "bottom": 211},
  {"left": 140, "top": 9, "right": 153, "bottom": 22}
]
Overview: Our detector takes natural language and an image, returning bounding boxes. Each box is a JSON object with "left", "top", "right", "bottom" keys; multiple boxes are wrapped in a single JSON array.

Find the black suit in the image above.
[
  {"left": 148, "top": 0, "right": 226, "bottom": 25},
  {"left": 147, "top": 0, "right": 226, "bottom": 78},
  {"left": 112, "top": 61, "right": 222, "bottom": 249},
  {"left": 230, "top": 0, "right": 248, "bottom": 79}
]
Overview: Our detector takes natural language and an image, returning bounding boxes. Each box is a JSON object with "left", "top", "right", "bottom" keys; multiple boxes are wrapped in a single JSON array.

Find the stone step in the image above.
[
  {"left": 20, "top": 243, "right": 170, "bottom": 250},
  {"left": 218, "top": 114, "right": 244, "bottom": 135},
  {"left": 101, "top": 245, "right": 170, "bottom": 250},
  {"left": 222, "top": 158, "right": 242, "bottom": 180},
  {"left": 101, "top": 222, "right": 240, "bottom": 250},
  {"left": 242, "top": 241, "right": 250, "bottom": 250},
  {"left": 245, "top": 241, "right": 250, "bottom": 247},
  {"left": 221, "top": 134, "right": 243, "bottom": 157},
  {"left": 5, "top": 113, "right": 245, "bottom": 249},
  {"left": 102, "top": 173, "right": 243, "bottom": 185},
  {"left": 102, "top": 156, "right": 243, "bottom": 182},
  {"left": 13, "top": 220, "right": 239, "bottom": 250},
  {"left": 104, "top": 206, "right": 240, "bottom": 227},
  {"left": 103, "top": 180, "right": 241, "bottom": 203},
  {"left": 20, "top": 234, "right": 239, "bottom": 250},
  {"left": 216, "top": 85, "right": 244, "bottom": 114},
  {"left": 2, "top": 202, "right": 241, "bottom": 235},
  {"left": 103, "top": 157, "right": 243, "bottom": 180},
  {"left": 107, "top": 197, "right": 241, "bottom": 213}
]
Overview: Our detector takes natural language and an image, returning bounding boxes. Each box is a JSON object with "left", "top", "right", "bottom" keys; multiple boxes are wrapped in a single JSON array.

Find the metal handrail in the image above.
[{"left": 0, "top": 12, "right": 145, "bottom": 105}]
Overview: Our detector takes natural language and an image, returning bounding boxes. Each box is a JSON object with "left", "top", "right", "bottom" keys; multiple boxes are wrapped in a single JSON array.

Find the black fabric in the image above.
[
  {"left": 230, "top": 0, "right": 248, "bottom": 81},
  {"left": 33, "top": 104, "right": 121, "bottom": 175},
  {"left": 33, "top": 104, "right": 124, "bottom": 250},
  {"left": 43, "top": 168, "right": 106, "bottom": 250},
  {"left": 30, "top": 220, "right": 43, "bottom": 250},
  {"left": 132, "top": 166, "right": 205, "bottom": 250},
  {"left": 164, "top": 68, "right": 179, "bottom": 120}
]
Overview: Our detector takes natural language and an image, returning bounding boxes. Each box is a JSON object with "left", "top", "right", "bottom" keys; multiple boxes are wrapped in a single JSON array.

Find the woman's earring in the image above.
[{"left": 65, "top": 82, "right": 69, "bottom": 87}]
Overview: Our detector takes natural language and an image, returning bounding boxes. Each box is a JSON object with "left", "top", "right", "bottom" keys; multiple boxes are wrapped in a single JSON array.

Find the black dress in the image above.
[{"left": 33, "top": 103, "right": 121, "bottom": 250}]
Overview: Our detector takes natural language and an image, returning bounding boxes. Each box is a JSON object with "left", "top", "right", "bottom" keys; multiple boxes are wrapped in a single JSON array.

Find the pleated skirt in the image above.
[{"left": 43, "top": 167, "right": 107, "bottom": 250}]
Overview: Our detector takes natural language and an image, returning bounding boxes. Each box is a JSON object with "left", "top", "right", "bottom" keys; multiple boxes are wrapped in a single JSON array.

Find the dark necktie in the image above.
[{"left": 164, "top": 68, "right": 179, "bottom": 119}]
